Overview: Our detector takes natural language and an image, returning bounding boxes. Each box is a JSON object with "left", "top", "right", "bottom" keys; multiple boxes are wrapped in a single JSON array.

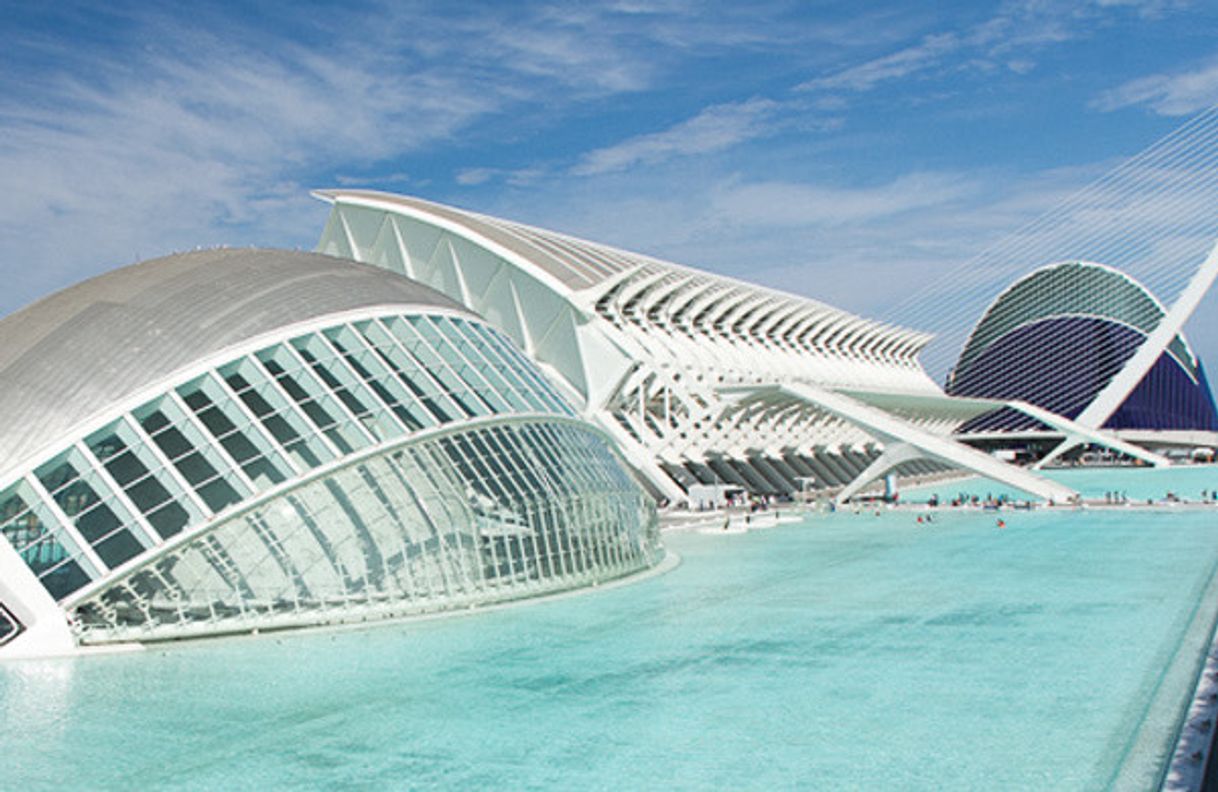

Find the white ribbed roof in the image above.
[
  {"left": 315, "top": 189, "right": 643, "bottom": 290},
  {"left": 0, "top": 248, "right": 470, "bottom": 475}
]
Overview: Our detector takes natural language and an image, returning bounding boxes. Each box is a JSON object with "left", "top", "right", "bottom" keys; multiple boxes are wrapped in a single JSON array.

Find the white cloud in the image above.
[
  {"left": 797, "top": 34, "right": 959, "bottom": 93},
  {"left": 455, "top": 168, "right": 496, "bottom": 186},
  {"left": 571, "top": 98, "right": 781, "bottom": 176},
  {"left": 707, "top": 172, "right": 978, "bottom": 227},
  {"left": 797, "top": 1, "right": 1188, "bottom": 97},
  {"left": 335, "top": 172, "right": 413, "bottom": 187},
  {"left": 1092, "top": 58, "right": 1218, "bottom": 115},
  {"left": 0, "top": 2, "right": 721, "bottom": 315},
  {"left": 1093, "top": 0, "right": 1191, "bottom": 18},
  {"left": 455, "top": 166, "right": 545, "bottom": 186}
]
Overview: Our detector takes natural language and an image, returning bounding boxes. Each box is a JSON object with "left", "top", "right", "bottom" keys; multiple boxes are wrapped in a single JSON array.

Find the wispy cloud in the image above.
[
  {"left": 0, "top": 22, "right": 505, "bottom": 309},
  {"left": 797, "top": 1, "right": 1183, "bottom": 97},
  {"left": 334, "top": 172, "right": 414, "bottom": 187},
  {"left": 705, "top": 172, "right": 978, "bottom": 227},
  {"left": 570, "top": 98, "right": 781, "bottom": 176},
  {"left": 797, "top": 34, "right": 959, "bottom": 93},
  {"left": 1092, "top": 58, "right": 1218, "bottom": 115},
  {"left": 0, "top": 2, "right": 735, "bottom": 313},
  {"left": 455, "top": 166, "right": 545, "bottom": 186}
]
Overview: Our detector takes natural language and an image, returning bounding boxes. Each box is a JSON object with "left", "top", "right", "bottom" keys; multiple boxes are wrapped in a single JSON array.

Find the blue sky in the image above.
[{"left": 4, "top": 0, "right": 1218, "bottom": 366}]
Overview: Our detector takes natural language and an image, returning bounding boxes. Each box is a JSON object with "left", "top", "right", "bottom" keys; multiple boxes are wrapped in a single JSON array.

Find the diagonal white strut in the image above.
[
  {"left": 1074, "top": 239, "right": 1218, "bottom": 429},
  {"left": 719, "top": 383, "right": 1078, "bottom": 504}
]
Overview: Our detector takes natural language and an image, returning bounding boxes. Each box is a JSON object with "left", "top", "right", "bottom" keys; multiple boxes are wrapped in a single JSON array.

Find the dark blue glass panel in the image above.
[{"left": 951, "top": 316, "right": 1218, "bottom": 432}]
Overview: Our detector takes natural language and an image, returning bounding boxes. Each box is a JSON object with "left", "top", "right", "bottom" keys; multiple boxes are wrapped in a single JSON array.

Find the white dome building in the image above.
[{"left": 0, "top": 249, "right": 660, "bottom": 658}]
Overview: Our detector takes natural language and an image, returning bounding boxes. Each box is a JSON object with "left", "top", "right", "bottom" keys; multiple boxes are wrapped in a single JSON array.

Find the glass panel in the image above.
[
  {"left": 67, "top": 418, "right": 659, "bottom": 642},
  {"left": 291, "top": 334, "right": 402, "bottom": 442},
  {"left": 0, "top": 482, "right": 48, "bottom": 556},
  {"left": 219, "top": 358, "right": 334, "bottom": 470},
  {"left": 446, "top": 318, "right": 537, "bottom": 411},
  {"left": 481, "top": 324, "right": 573, "bottom": 415},
  {"left": 352, "top": 319, "right": 455, "bottom": 425},
  {"left": 256, "top": 344, "right": 369, "bottom": 455},
  {"left": 386, "top": 316, "right": 487, "bottom": 418},
  {"left": 86, "top": 419, "right": 201, "bottom": 540},
  {"left": 35, "top": 449, "right": 147, "bottom": 570},
  {"left": 178, "top": 374, "right": 290, "bottom": 489},
  {"left": 423, "top": 316, "right": 510, "bottom": 413},
  {"left": 133, "top": 396, "right": 249, "bottom": 513},
  {"left": 0, "top": 478, "right": 97, "bottom": 601},
  {"left": 324, "top": 324, "right": 432, "bottom": 432}
]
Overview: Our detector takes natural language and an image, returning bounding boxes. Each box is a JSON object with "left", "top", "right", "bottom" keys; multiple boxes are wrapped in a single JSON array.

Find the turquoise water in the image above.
[
  {"left": 4, "top": 505, "right": 1218, "bottom": 790},
  {"left": 904, "top": 463, "right": 1218, "bottom": 503}
]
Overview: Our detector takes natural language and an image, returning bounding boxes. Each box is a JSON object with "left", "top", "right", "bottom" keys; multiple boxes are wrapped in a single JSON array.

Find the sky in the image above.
[{"left": 4, "top": 0, "right": 1218, "bottom": 371}]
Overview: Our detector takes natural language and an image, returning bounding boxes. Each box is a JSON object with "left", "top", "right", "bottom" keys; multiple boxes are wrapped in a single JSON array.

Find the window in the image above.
[{"left": 0, "top": 603, "right": 23, "bottom": 646}]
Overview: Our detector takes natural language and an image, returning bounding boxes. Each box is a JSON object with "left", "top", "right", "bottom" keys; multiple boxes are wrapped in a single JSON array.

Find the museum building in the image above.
[{"left": 0, "top": 249, "right": 659, "bottom": 658}]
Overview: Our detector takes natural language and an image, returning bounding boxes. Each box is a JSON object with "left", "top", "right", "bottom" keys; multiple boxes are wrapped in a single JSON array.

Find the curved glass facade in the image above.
[
  {"left": 948, "top": 261, "right": 1218, "bottom": 433},
  {"left": 72, "top": 419, "right": 656, "bottom": 644},
  {"left": 0, "top": 309, "right": 659, "bottom": 645}
]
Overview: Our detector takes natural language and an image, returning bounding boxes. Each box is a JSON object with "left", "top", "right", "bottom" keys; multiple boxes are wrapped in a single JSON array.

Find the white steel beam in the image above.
[{"left": 720, "top": 384, "right": 1078, "bottom": 504}]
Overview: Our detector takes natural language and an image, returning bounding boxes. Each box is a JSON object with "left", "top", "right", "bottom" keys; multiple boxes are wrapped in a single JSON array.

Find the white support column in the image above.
[
  {"left": 0, "top": 538, "right": 76, "bottom": 658},
  {"left": 834, "top": 442, "right": 925, "bottom": 504}
]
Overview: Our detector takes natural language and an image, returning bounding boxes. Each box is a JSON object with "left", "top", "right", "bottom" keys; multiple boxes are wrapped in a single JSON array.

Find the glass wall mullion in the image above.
[
  {"left": 135, "top": 396, "right": 250, "bottom": 514},
  {"left": 422, "top": 440, "right": 483, "bottom": 594},
  {"left": 426, "top": 317, "right": 511, "bottom": 413},
  {"left": 564, "top": 430, "right": 620, "bottom": 572},
  {"left": 481, "top": 429, "right": 556, "bottom": 582},
  {"left": 250, "top": 354, "right": 346, "bottom": 460},
  {"left": 372, "top": 317, "right": 468, "bottom": 421},
  {"left": 442, "top": 435, "right": 524, "bottom": 584},
  {"left": 444, "top": 318, "right": 529, "bottom": 411},
  {"left": 121, "top": 415, "right": 214, "bottom": 520},
  {"left": 314, "top": 331, "right": 410, "bottom": 440},
  {"left": 500, "top": 426, "right": 572, "bottom": 579},
  {"left": 25, "top": 473, "right": 107, "bottom": 578},
  {"left": 481, "top": 327, "right": 571, "bottom": 414},
  {"left": 445, "top": 435, "right": 504, "bottom": 591},
  {"left": 329, "top": 324, "right": 431, "bottom": 432},
  {"left": 220, "top": 361, "right": 334, "bottom": 470},
  {"left": 178, "top": 377, "right": 292, "bottom": 491},
  {"left": 210, "top": 370, "right": 305, "bottom": 478},
  {"left": 578, "top": 492, "right": 609, "bottom": 579},
  {"left": 471, "top": 430, "right": 531, "bottom": 579},
  {"left": 454, "top": 321, "right": 540, "bottom": 412},
  {"left": 279, "top": 340, "right": 379, "bottom": 447},
  {"left": 75, "top": 441, "right": 160, "bottom": 551},
  {"left": 396, "top": 445, "right": 459, "bottom": 598},
  {"left": 166, "top": 389, "right": 260, "bottom": 496},
  {"left": 390, "top": 318, "right": 489, "bottom": 417}
]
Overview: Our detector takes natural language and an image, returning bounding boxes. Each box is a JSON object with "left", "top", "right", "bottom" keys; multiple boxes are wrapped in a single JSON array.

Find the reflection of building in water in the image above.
[{"left": 0, "top": 249, "right": 660, "bottom": 658}]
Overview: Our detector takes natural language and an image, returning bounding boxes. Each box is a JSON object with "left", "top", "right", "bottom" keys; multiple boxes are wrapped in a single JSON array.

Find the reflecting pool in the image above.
[{"left": 3, "top": 502, "right": 1218, "bottom": 790}]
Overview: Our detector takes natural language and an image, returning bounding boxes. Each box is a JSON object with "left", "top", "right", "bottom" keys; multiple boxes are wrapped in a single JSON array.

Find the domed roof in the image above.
[
  {"left": 948, "top": 260, "right": 1217, "bottom": 432},
  {"left": 0, "top": 248, "right": 470, "bottom": 478}
]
